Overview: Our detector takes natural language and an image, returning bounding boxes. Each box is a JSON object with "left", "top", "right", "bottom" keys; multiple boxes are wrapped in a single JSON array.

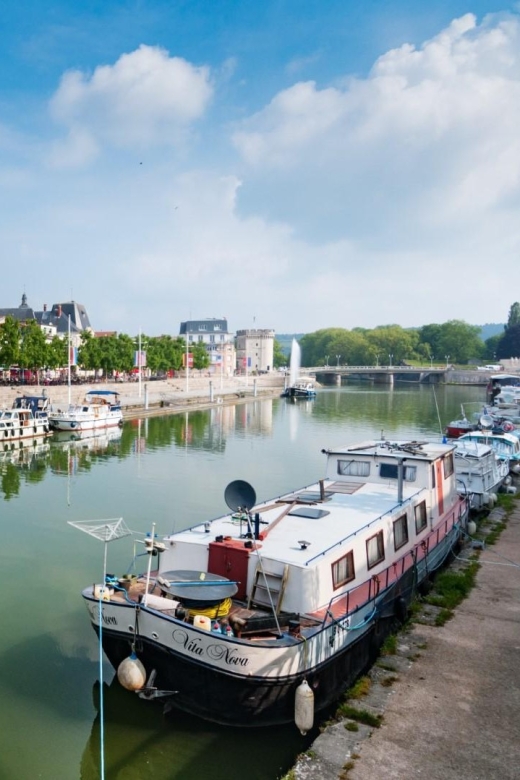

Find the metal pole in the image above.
[
  {"left": 138, "top": 328, "right": 142, "bottom": 399},
  {"left": 144, "top": 382, "right": 149, "bottom": 410},
  {"left": 67, "top": 315, "right": 71, "bottom": 406},
  {"left": 209, "top": 380, "right": 214, "bottom": 402}
]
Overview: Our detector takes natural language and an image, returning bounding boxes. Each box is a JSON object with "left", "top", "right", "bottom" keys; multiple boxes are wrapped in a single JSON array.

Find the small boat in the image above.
[
  {"left": 49, "top": 390, "right": 123, "bottom": 432},
  {"left": 445, "top": 405, "right": 477, "bottom": 438},
  {"left": 280, "top": 380, "right": 317, "bottom": 399},
  {"left": 459, "top": 429, "right": 520, "bottom": 475},
  {"left": 74, "top": 437, "right": 468, "bottom": 730},
  {"left": 453, "top": 438, "right": 510, "bottom": 511},
  {"left": 0, "top": 395, "right": 51, "bottom": 441}
]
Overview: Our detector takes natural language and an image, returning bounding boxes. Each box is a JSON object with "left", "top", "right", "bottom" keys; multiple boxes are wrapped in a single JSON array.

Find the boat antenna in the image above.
[
  {"left": 68, "top": 518, "right": 132, "bottom": 780},
  {"left": 432, "top": 386, "right": 444, "bottom": 439}
]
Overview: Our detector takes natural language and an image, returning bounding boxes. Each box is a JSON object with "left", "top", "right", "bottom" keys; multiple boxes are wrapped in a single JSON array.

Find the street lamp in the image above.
[
  {"left": 429, "top": 355, "right": 434, "bottom": 368},
  {"left": 325, "top": 355, "right": 329, "bottom": 367},
  {"left": 445, "top": 355, "right": 450, "bottom": 368},
  {"left": 336, "top": 354, "right": 341, "bottom": 367},
  {"left": 375, "top": 353, "right": 379, "bottom": 367},
  {"left": 389, "top": 353, "right": 393, "bottom": 367}
]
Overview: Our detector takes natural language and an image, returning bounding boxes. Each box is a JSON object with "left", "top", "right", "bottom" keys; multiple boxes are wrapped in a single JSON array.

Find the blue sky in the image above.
[{"left": 1, "top": 1, "right": 519, "bottom": 335}]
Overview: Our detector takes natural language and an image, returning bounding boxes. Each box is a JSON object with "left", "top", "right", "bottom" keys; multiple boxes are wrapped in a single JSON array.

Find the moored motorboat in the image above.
[
  {"left": 453, "top": 438, "right": 510, "bottom": 511},
  {"left": 280, "top": 380, "right": 317, "bottom": 399},
  {"left": 0, "top": 395, "right": 51, "bottom": 441},
  {"left": 74, "top": 437, "right": 468, "bottom": 730},
  {"left": 49, "top": 390, "right": 123, "bottom": 432}
]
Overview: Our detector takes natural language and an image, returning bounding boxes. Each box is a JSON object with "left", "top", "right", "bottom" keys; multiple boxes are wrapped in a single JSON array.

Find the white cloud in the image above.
[
  {"left": 233, "top": 12, "right": 520, "bottom": 243},
  {"left": 49, "top": 45, "right": 213, "bottom": 165}
]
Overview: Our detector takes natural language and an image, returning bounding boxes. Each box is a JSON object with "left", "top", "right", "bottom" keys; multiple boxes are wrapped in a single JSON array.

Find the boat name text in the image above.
[{"left": 172, "top": 629, "right": 249, "bottom": 667}]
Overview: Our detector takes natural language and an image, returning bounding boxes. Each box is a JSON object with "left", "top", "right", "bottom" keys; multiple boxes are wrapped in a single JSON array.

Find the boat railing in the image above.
[{"left": 318, "top": 504, "right": 463, "bottom": 628}]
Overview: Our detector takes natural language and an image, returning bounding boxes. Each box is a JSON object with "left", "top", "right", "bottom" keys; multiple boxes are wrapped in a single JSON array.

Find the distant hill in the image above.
[
  {"left": 276, "top": 333, "right": 305, "bottom": 356},
  {"left": 479, "top": 323, "right": 504, "bottom": 341}
]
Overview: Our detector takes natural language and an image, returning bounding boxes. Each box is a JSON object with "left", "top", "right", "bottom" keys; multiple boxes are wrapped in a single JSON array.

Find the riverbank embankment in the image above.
[
  {"left": 0, "top": 374, "right": 286, "bottom": 418},
  {"left": 290, "top": 506, "right": 520, "bottom": 780}
]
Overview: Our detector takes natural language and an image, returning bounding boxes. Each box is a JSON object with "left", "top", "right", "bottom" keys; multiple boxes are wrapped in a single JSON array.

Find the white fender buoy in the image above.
[
  {"left": 295, "top": 679, "right": 314, "bottom": 735},
  {"left": 507, "top": 486, "right": 517, "bottom": 495},
  {"left": 117, "top": 652, "right": 147, "bottom": 691},
  {"left": 467, "top": 520, "right": 477, "bottom": 536}
]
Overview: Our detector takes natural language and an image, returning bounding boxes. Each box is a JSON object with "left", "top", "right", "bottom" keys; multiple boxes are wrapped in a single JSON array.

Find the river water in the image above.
[{"left": 0, "top": 382, "right": 486, "bottom": 780}]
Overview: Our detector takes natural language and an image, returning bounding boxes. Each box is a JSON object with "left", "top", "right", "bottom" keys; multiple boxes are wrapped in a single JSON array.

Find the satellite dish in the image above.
[
  {"left": 224, "top": 480, "right": 257, "bottom": 512},
  {"left": 479, "top": 415, "right": 494, "bottom": 429}
]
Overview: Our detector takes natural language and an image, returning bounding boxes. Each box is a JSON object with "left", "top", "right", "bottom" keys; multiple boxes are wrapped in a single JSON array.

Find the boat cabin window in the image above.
[
  {"left": 288, "top": 507, "right": 330, "bottom": 519},
  {"left": 379, "top": 463, "right": 417, "bottom": 482},
  {"left": 337, "top": 459, "right": 370, "bottom": 477},
  {"left": 366, "top": 531, "right": 385, "bottom": 569},
  {"left": 331, "top": 551, "right": 355, "bottom": 589},
  {"left": 393, "top": 514, "right": 409, "bottom": 551},
  {"left": 414, "top": 501, "right": 427, "bottom": 533},
  {"left": 443, "top": 454, "right": 454, "bottom": 478}
]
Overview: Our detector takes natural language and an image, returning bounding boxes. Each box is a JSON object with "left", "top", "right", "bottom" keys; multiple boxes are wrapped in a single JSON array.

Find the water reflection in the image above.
[{"left": 80, "top": 680, "right": 312, "bottom": 780}]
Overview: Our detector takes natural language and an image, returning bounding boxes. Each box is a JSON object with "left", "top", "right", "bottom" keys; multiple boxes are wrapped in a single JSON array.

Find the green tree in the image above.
[
  {"left": 497, "top": 324, "right": 520, "bottom": 359},
  {"left": 192, "top": 342, "right": 210, "bottom": 370},
  {"left": 19, "top": 321, "right": 47, "bottom": 378},
  {"left": 78, "top": 331, "right": 102, "bottom": 371},
  {"left": 506, "top": 302, "right": 520, "bottom": 330},
  {"left": 46, "top": 336, "right": 68, "bottom": 369},
  {"left": 0, "top": 316, "right": 20, "bottom": 368},
  {"left": 272, "top": 339, "right": 286, "bottom": 368}
]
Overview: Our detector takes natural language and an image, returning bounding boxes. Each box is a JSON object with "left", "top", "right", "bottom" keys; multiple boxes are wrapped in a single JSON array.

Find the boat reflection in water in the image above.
[
  {"left": 0, "top": 437, "right": 51, "bottom": 499},
  {"left": 80, "top": 679, "right": 311, "bottom": 780}
]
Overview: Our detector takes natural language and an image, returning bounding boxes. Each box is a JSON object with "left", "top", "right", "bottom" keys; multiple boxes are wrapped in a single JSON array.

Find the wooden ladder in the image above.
[{"left": 248, "top": 564, "right": 289, "bottom": 614}]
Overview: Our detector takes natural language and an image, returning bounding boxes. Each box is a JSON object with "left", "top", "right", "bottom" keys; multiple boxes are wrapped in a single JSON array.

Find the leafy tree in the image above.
[
  {"left": 272, "top": 339, "right": 286, "bottom": 368},
  {"left": 0, "top": 316, "right": 20, "bottom": 368},
  {"left": 19, "top": 321, "right": 47, "bottom": 376},
  {"left": 192, "top": 342, "right": 210, "bottom": 370},
  {"left": 484, "top": 334, "right": 502, "bottom": 361},
  {"left": 46, "top": 336, "right": 68, "bottom": 369},
  {"left": 78, "top": 331, "right": 102, "bottom": 371},
  {"left": 497, "top": 323, "right": 520, "bottom": 359},
  {"left": 506, "top": 302, "right": 520, "bottom": 330}
]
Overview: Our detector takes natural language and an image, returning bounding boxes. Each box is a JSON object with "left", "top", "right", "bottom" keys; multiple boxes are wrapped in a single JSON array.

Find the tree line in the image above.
[
  {"left": 298, "top": 320, "right": 498, "bottom": 367},
  {"left": 0, "top": 317, "right": 210, "bottom": 376}
]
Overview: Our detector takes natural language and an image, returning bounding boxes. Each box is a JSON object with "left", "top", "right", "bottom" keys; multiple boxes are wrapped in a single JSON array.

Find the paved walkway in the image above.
[{"left": 292, "top": 508, "right": 520, "bottom": 780}]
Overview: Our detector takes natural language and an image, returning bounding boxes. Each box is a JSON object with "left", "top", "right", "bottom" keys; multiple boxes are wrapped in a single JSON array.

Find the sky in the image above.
[{"left": 1, "top": 0, "right": 520, "bottom": 336}]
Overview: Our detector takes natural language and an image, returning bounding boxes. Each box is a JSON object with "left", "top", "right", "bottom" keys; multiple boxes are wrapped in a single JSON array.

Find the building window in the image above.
[
  {"left": 332, "top": 551, "right": 355, "bottom": 589},
  {"left": 379, "top": 463, "right": 417, "bottom": 481},
  {"left": 198, "top": 335, "right": 204, "bottom": 342},
  {"left": 220, "top": 335, "right": 225, "bottom": 342},
  {"left": 443, "top": 454, "right": 454, "bottom": 478},
  {"left": 393, "top": 514, "right": 409, "bottom": 551},
  {"left": 199, "top": 325, "right": 207, "bottom": 331},
  {"left": 337, "top": 460, "right": 370, "bottom": 477},
  {"left": 415, "top": 501, "right": 427, "bottom": 533},
  {"left": 210, "top": 335, "right": 215, "bottom": 343},
  {"left": 366, "top": 531, "right": 385, "bottom": 569},
  {"left": 188, "top": 335, "right": 193, "bottom": 342}
]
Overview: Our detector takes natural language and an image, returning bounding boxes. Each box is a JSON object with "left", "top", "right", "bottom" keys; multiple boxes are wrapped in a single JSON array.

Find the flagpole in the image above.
[
  {"left": 185, "top": 328, "right": 189, "bottom": 393},
  {"left": 68, "top": 315, "right": 71, "bottom": 406},
  {"left": 138, "top": 328, "right": 142, "bottom": 399}
]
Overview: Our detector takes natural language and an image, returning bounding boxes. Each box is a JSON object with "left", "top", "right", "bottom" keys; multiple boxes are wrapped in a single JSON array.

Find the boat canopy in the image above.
[{"left": 85, "top": 389, "right": 120, "bottom": 397}]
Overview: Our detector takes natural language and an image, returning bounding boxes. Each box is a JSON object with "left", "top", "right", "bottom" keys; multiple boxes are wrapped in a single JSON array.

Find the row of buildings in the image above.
[{"left": 0, "top": 295, "right": 275, "bottom": 376}]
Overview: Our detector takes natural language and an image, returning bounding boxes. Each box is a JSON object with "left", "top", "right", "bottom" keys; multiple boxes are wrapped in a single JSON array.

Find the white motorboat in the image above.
[
  {"left": 453, "top": 438, "right": 510, "bottom": 511},
  {"left": 49, "top": 390, "right": 123, "bottom": 432},
  {"left": 0, "top": 395, "right": 51, "bottom": 441}
]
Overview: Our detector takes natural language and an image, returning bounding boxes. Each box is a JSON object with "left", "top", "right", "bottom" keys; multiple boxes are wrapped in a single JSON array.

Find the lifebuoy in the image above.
[{"left": 502, "top": 421, "right": 515, "bottom": 433}]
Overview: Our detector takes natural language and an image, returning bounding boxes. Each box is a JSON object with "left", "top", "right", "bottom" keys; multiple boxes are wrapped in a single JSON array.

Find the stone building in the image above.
[{"left": 235, "top": 329, "right": 275, "bottom": 374}]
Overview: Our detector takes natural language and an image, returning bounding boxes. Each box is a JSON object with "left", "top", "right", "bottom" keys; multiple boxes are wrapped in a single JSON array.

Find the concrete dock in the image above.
[{"left": 292, "top": 507, "right": 520, "bottom": 780}]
